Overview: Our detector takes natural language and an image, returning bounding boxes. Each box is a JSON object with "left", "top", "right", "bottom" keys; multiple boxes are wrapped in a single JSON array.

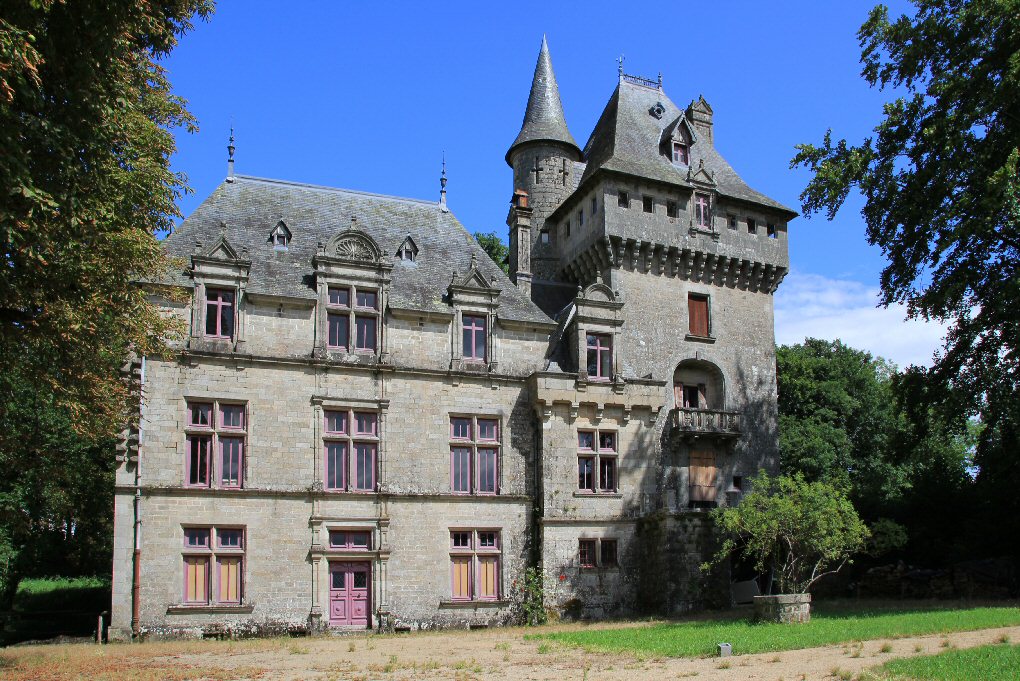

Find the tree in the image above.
[
  {"left": 0, "top": 1, "right": 211, "bottom": 601},
  {"left": 474, "top": 232, "right": 510, "bottom": 274},
  {"left": 707, "top": 472, "right": 870, "bottom": 594},
  {"left": 777, "top": 339, "right": 908, "bottom": 516},
  {"left": 791, "top": 0, "right": 1020, "bottom": 445},
  {"left": 0, "top": 1, "right": 211, "bottom": 437}
]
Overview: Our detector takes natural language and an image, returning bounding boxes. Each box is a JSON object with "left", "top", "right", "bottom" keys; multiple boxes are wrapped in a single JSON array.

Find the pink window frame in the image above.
[
  {"left": 216, "top": 556, "right": 243, "bottom": 604},
  {"left": 218, "top": 437, "right": 244, "bottom": 488},
  {"left": 354, "top": 315, "right": 377, "bottom": 352},
  {"left": 204, "top": 288, "right": 235, "bottom": 339},
  {"left": 328, "top": 529, "right": 372, "bottom": 550},
  {"left": 185, "top": 434, "right": 212, "bottom": 488},
  {"left": 449, "top": 416, "right": 500, "bottom": 495},
  {"left": 352, "top": 442, "right": 377, "bottom": 491},
  {"left": 586, "top": 333, "right": 612, "bottom": 381},
  {"left": 577, "top": 428, "right": 618, "bottom": 494},
  {"left": 579, "top": 539, "right": 596, "bottom": 568},
  {"left": 324, "top": 441, "right": 347, "bottom": 490},
  {"left": 327, "top": 312, "right": 350, "bottom": 350},
  {"left": 673, "top": 141, "right": 689, "bottom": 164},
  {"left": 449, "top": 529, "right": 501, "bottom": 601},
  {"left": 185, "top": 400, "right": 246, "bottom": 489},
  {"left": 462, "top": 314, "right": 487, "bottom": 362},
  {"left": 322, "top": 409, "right": 380, "bottom": 492},
  {"left": 182, "top": 555, "right": 210, "bottom": 604},
  {"left": 695, "top": 194, "right": 711, "bottom": 228}
]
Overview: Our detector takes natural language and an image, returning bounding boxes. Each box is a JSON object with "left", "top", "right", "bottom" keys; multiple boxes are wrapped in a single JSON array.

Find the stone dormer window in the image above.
[
  {"left": 314, "top": 225, "right": 392, "bottom": 362},
  {"left": 570, "top": 275, "right": 624, "bottom": 386},
  {"left": 396, "top": 236, "right": 418, "bottom": 261},
  {"left": 188, "top": 234, "right": 250, "bottom": 350},
  {"left": 447, "top": 256, "right": 501, "bottom": 372},
  {"left": 269, "top": 221, "right": 291, "bottom": 250}
]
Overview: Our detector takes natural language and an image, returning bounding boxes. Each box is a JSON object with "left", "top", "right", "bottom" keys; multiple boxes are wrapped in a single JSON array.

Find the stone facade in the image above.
[{"left": 110, "top": 38, "right": 794, "bottom": 639}]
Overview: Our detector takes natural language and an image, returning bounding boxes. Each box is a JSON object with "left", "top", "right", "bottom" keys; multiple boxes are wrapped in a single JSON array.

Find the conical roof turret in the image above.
[{"left": 506, "top": 36, "right": 581, "bottom": 165}]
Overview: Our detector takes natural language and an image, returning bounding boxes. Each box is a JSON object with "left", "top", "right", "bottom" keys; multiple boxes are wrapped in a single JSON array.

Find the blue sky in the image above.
[{"left": 163, "top": 0, "right": 945, "bottom": 368}]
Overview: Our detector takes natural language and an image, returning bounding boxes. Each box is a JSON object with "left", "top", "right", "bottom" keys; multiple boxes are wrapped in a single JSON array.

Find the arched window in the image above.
[{"left": 673, "top": 359, "right": 725, "bottom": 410}]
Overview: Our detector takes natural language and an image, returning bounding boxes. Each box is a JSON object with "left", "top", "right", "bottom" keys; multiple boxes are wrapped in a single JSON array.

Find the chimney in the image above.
[
  {"left": 686, "top": 96, "right": 714, "bottom": 145},
  {"left": 506, "top": 190, "right": 533, "bottom": 296}
]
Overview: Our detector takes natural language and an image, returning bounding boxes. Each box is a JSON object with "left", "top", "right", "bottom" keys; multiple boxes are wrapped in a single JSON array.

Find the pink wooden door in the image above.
[{"left": 329, "top": 561, "right": 370, "bottom": 627}]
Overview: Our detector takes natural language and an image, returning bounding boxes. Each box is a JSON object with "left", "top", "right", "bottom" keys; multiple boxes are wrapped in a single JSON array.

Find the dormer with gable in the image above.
[
  {"left": 188, "top": 230, "right": 251, "bottom": 351},
  {"left": 447, "top": 254, "right": 501, "bottom": 372},
  {"left": 312, "top": 221, "right": 393, "bottom": 363}
]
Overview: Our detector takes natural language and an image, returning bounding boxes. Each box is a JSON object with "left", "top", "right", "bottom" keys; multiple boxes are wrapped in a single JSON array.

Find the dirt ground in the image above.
[{"left": 4, "top": 622, "right": 1019, "bottom": 680}]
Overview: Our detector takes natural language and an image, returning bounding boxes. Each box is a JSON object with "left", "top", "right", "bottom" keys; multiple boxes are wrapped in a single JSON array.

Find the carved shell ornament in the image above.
[{"left": 336, "top": 236, "right": 375, "bottom": 261}]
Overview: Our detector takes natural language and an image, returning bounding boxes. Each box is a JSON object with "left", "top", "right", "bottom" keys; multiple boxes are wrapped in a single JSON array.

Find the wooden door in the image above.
[
  {"left": 329, "top": 561, "right": 371, "bottom": 627},
  {"left": 689, "top": 449, "right": 718, "bottom": 503}
]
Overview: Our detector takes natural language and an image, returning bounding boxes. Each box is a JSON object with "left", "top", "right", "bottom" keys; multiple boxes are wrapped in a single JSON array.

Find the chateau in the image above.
[{"left": 110, "top": 38, "right": 794, "bottom": 638}]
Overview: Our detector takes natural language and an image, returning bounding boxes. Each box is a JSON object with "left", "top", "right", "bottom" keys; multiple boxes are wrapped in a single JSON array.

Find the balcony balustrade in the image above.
[{"left": 670, "top": 407, "right": 741, "bottom": 439}]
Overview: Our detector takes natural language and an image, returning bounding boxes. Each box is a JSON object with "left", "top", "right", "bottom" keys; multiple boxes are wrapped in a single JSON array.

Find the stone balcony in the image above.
[{"left": 670, "top": 407, "right": 741, "bottom": 440}]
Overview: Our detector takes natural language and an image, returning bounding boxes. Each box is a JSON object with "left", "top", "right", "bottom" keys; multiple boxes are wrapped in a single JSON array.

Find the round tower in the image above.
[{"left": 506, "top": 37, "right": 582, "bottom": 287}]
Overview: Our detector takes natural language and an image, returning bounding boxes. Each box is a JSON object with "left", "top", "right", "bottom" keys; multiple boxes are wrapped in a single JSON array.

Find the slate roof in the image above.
[
  {"left": 578, "top": 79, "right": 796, "bottom": 215},
  {"left": 161, "top": 175, "right": 554, "bottom": 325},
  {"left": 505, "top": 36, "right": 581, "bottom": 164}
]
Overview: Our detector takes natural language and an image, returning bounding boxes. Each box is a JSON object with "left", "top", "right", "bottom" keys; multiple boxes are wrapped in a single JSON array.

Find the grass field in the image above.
[
  {"left": 868, "top": 641, "right": 1019, "bottom": 680},
  {"left": 540, "top": 602, "right": 1020, "bottom": 658}
]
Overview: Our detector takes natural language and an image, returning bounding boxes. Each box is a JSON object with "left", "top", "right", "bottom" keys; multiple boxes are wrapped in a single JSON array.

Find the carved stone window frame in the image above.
[
  {"left": 313, "top": 228, "right": 393, "bottom": 362},
  {"left": 447, "top": 259, "right": 501, "bottom": 373},
  {"left": 189, "top": 235, "right": 251, "bottom": 352}
]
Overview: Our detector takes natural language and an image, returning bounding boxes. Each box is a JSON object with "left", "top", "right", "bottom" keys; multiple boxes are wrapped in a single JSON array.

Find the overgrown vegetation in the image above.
[
  {"left": 540, "top": 604, "right": 1020, "bottom": 658},
  {"left": 474, "top": 232, "right": 510, "bottom": 274}
]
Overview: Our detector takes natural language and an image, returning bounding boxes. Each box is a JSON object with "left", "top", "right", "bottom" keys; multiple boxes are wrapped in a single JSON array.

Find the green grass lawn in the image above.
[
  {"left": 3, "top": 576, "right": 111, "bottom": 645},
  {"left": 869, "top": 642, "right": 1020, "bottom": 680},
  {"left": 540, "top": 603, "right": 1020, "bottom": 658}
]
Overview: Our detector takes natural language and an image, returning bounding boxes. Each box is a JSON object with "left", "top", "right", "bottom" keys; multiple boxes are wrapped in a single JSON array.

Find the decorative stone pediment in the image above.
[
  {"left": 329, "top": 228, "right": 382, "bottom": 263},
  {"left": 447, "top": 253, "right": 500, "bottom": 308},
  {"left": 687, "top": 159, "right": 716, "bottom": 187},
  {"left": 580, "top": 279, "right": 617, "bottom": 303},
  {"left": 205, "top": 235, "right": 240, "bottom": 261},
  {"left": 574, "top": 272, "right": 624, "bottom": 320}
]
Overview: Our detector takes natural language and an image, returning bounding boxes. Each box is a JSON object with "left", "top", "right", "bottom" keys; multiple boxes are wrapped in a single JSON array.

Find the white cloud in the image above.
[{"left": 774, "top": 271, "right": 949, "bottom": 369}]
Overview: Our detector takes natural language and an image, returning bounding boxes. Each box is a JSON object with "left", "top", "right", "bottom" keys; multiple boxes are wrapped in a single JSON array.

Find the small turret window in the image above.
[
  {"left": 269, "top": 221, "right": 292, "bottom": 250},
  {"left": 673, "top": 141, "right": 689, "bottom": 165},
  {"left": 396, "top": 236, "right": 419, "bottom": 261}
]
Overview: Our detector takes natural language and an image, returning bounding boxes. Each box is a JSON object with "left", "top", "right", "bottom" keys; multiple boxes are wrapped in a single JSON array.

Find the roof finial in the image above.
[
  {"left": 226, "top": 125, "right": 236, "bottom": 182},
  {"left": 439, "top": 152, "right": 448, "bottom": 211},
  {"left": 617, "top": 55, "right": 625, "bottom": 78},
  {"left": 658, "top": 72, "right": 663, "bottom": 89}
]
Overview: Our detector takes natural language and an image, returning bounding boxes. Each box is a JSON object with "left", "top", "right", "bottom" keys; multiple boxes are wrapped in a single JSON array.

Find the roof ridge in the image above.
[{"left": 232, "top": 174, "right": 440, "bottom": 208}]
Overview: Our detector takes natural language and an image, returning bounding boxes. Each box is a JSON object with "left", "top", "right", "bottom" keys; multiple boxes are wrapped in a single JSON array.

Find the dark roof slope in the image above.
[
  {"left": 579, "top": 79, "right": 795, "bottom": 215},
  {"left": 505, "top": 36, "right": 581, "bottom": 164},
  {"left": 161, "top": 175, "right": 553, "bottom": 325}
]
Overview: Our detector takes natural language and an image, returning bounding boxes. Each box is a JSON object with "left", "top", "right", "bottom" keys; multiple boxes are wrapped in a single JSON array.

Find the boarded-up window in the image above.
[
  {"left": 184, "top": 556, "right": 209, "bottom": 603},
  {"left": 218, "top": 557, "right": 242, "bottom": 603},
  {"left": 688, "top": 294, "right": 710, "bottom": 337},
  {"left": 478, "top": 556, "right": 499, "bottom": 600},
  {"left": 451, "top": 556, "right": 472, "bottom": 600},
  {"left": 690, "top": 450, "right": 718, "bottom": 504}
]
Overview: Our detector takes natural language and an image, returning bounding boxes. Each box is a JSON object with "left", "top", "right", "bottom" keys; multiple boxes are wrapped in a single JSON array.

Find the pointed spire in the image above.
[
  {"left": 226, "top": 126, "right": 236, "bottom": 182},
  {"left": 505, "top": 36, "right": 581, "bottom": 165},
  {"left": 439, "top": 152, "right": 448, "bottom": 211}
]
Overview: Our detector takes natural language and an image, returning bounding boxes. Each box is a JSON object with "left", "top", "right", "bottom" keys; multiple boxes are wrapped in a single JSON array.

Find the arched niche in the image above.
[{"left": 673, "top": 359, "right": 726, "bottom": 410}]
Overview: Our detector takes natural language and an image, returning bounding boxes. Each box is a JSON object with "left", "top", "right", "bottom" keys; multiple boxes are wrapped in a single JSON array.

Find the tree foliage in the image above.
[
  {"left": 777, "top": 339, "right": 908, "bottom": 514},
  {"left": 475, "top": 232, "right": 510, "bottom": 274},
  {"left": 0, "top": 0, "right": 211, "bottom": 438},
  {"left": 0, "top": 1, "right": 211, "bottom": 598},
  {"left": 708, "top": 472, "right": 870, "bottom": 594},
  {"left": 791, "top": 0, "right": 1020, "bottom": 438}
]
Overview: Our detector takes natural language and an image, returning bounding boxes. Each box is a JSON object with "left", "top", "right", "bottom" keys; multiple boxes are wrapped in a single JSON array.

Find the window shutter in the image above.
[
  {"left": 690, "top": 450, "right": 718, "bottom": 502},
  {"left": 688, "top": 295, "right": 709, "bottom": 337},
  {"left": 478, "top": 556, "right": 499, "bottom": 599},
  {"left": 451, "top": 556, "right": 471, "bottom": 599}
]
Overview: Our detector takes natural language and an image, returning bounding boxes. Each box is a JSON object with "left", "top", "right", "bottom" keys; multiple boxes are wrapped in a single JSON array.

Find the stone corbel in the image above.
[
  {"left": 594, "top": 403, "right": 604, "bottom": 424},
  {"left": 622, "top": 406, "right": 632, "bottom": 425},
  {"left": 569, "top": 402, "right": 579, "bottom": 422}
]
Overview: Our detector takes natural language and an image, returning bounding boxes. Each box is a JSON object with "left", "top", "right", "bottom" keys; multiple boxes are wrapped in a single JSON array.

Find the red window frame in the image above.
[
  {"left": 449, "top": 416, "right": 500, "bottom": 495},
  {"left": 586, "top": 333, "right": 612, "bottom": 381},
  {"left": 204, "top": 288, "right": 235, "bottom": 340},
  {"left": 462, "top": 314, "right": 487, "bottom": 362},
  {"left": 185, "top": 400, "right": 246, "bottom": 489}
]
